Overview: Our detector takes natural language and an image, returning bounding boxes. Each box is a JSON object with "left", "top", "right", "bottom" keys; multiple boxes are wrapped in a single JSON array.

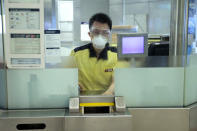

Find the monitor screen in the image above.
[
  {"left": 122, "top": 36, "right": 144, "bottom": 54},
  {"left": 117, "top": 33, "right": 148, "bottom": 58}
]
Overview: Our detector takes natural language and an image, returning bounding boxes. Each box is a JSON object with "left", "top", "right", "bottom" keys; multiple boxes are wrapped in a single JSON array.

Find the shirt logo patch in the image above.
[{"left": 105, "top": 68, "right": 113, "bottom": 72}]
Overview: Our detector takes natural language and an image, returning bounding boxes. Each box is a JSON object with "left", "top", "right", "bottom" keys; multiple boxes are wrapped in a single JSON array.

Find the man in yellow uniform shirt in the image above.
[{"left": 71, "top": 13, "right": 117, "bottom": 95}]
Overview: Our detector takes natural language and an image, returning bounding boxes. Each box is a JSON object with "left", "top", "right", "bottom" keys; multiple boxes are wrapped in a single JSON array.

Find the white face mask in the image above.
[{"left": 92, "top": 35, "right": 108, "bottom": 49}]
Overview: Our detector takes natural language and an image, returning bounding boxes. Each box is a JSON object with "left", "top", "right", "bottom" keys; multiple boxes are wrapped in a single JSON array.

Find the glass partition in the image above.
[
  {"left": 0, "top": 0, "right": 196, "bottom": 109},
  {"left": 185, "top": 55, "right": 197, "bottom": 106},
  {"left": 184, "top": 0, "right": 197, "bottom": 106},
  {"left": 187, "top": 0, "right": 197, "bottom": 55},
  {"left": 7, "top": 69, "right": 78, "bottom": 109},
  {"left": 115, "top": 67, "right": 184, "bottom": 107},
  {"left": 43, "top": 0, "right": 191, "bottom": 104}
]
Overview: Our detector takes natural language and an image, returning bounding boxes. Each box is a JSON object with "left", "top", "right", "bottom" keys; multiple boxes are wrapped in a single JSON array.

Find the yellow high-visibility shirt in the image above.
[{"left": 70, "top": 43, "right": 117, "bottom": 95}]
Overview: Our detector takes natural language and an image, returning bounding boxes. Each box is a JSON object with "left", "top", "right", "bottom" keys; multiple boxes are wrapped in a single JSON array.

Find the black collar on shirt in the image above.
[{"left": 89, "top": 43, "right": 109, "bottom": 60}]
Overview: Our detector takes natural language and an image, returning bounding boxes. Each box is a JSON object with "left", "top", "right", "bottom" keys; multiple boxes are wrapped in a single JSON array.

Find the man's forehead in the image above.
[{"left": 92, "top": 21, "right": 109, "bottom": 30}]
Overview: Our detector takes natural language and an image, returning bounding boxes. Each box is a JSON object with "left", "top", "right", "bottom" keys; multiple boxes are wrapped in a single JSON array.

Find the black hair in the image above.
[{"left": 89, "top": 13, "right": 112, "bottom": 30}]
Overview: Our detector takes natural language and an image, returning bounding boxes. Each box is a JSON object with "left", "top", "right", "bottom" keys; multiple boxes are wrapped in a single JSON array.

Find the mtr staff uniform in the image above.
[{"left": 71, "top": 43, "right": 117, "bottom": 95}]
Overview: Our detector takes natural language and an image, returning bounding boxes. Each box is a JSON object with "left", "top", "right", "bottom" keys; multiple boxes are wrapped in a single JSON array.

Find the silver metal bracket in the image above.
[
  {"left": 115, "top": 96, "right": 126, "bottom": 112},
  {"left": 69, "top": 97, "right": 79, "bottom": 113}
]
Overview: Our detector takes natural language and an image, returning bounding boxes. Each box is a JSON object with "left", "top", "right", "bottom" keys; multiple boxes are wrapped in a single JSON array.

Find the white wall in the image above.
[{"left": 80, "top": 0, "right": 109, "bottom": 22}]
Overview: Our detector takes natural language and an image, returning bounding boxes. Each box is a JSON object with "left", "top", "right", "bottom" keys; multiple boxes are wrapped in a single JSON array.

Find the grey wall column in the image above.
[
  {"left": 0, "top": 0, "right": 8, "bottom": 109},
  {"left": 73, "top": 0, "right": 80, "bottom": 43},
  {"left": 0, "top": 0, "right": 4, "bottom": 67},
  {"left": 170, "top": 0, "right": 189, "bottom": 57}
]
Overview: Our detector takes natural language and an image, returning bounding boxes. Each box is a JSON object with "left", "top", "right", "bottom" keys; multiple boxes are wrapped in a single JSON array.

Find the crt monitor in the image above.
[{"left": 117, "top": 33, "right": 148, "bottom": 59}]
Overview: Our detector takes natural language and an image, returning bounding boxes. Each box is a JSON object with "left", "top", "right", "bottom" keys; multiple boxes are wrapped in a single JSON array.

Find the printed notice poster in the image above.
[
  {"left": 10, "top": 34, "right": 40, "bottom": 54},
  {"left": 45, "top": 30, "right": 61, "bottom": 64},
  {"left": 8, "top": 0, "right": 40, "bottom": 3},
  {"left": 9, "top": 8, "right": 40, "bottom": 29}
]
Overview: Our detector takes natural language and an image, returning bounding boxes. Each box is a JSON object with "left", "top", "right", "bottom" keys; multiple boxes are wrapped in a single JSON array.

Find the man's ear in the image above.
[{"left": 88, "top": 32, "right": 93, "bottom": 40}]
